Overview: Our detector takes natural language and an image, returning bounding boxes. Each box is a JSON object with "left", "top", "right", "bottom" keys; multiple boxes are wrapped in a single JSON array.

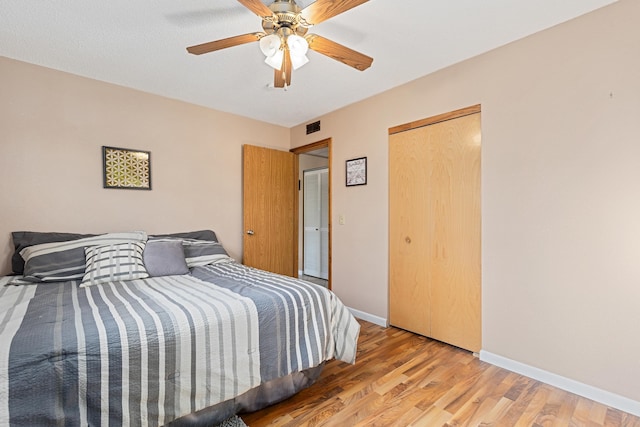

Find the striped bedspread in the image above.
[{"left": 0, "top": 260, "right": 359, "bottom": 426}]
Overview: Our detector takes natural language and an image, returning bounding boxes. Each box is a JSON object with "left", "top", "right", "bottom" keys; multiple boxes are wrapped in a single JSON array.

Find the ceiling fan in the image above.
[{"left": 186, "top": 0, "right": 373, "bottom": 88}]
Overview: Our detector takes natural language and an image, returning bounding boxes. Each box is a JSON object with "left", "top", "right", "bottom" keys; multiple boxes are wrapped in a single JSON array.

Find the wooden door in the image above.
[
  {"left": 389, "top": 132, "right": 433, "bottom": 337},
  {"left": 389, "top": 107, "right": 481, "bottom": 352},
  {"left": 243, "top": 144, "right": 298, "bottom": 277}
]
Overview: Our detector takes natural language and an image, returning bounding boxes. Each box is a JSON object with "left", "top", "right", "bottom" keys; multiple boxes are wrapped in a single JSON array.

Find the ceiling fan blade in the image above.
[
  {"left": 306, "top": 34, "right": 373, "bottom": 71},
  {"left": 300, "top": 0, "right": 369, "bottom": 25},
  {"left": 274, "top": 48, "right": 293, "bottom": 88},
  {"left": 237, "top": 0, "right": 276, "bottom": 19},
  {"left": 187, "top": 32, "right": 265, "bottom": 55}
]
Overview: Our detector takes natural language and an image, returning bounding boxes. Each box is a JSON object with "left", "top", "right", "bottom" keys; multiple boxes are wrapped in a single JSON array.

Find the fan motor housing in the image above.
[
  {"left": 270, "top": 0, "right": 300, "bottom": 13},
  {"left": 262, "top": 0, "right": 309, "bottom": 36}
]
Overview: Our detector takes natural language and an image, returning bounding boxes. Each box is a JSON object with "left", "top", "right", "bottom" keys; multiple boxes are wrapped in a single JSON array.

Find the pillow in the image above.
[
  {"left": 81, "top": 241, "right": 149, "bottom": 287},
  {"left": 150, "top": 230, "right": 218, "bottom": 242},
  {"left": 11, "top": 231, "right": 97, "bottom": 274},
  {"left": 143, "top": 240, "right": 189, "bottom": 277},
  {"left": 181, "top": 239, "right": 230, "bottom": 267},
  {"left": 17, "top": 231, "right": 147, "bottom": 283}
]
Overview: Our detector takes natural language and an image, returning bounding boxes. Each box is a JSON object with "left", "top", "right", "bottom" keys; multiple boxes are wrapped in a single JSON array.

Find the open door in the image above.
[{"left": 243, "top": 144, "right": 298, "bottom": 277}]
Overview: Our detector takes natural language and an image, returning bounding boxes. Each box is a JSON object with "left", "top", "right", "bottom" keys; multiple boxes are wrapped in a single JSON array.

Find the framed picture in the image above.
[
  {"left": 346, "top": 157, "right": 367, "bottom": 187},
  {"left": 102, "top": 146, "right": 152, "bottom": 190}
]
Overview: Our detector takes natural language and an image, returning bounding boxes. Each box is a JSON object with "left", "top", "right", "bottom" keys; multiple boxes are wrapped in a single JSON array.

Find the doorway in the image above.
[
  {"left": 291, "top": 138, "right": 332, "bottom": 289},
  {"left": 303, "top": 167, "right": 329, "bottom": 281}
]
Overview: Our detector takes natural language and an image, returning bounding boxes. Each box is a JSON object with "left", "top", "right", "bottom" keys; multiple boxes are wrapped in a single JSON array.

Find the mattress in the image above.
[{"left": 0, "top": 259, "right": 359, "bottom": 426}]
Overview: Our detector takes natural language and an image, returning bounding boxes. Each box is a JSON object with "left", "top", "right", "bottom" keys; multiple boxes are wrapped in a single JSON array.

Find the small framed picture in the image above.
[
  {"left": 103, "top": 146, "right": 152, "bottom": 190},
  {"left": 346, "top": 157, "right": 367, "bottom": 187}
]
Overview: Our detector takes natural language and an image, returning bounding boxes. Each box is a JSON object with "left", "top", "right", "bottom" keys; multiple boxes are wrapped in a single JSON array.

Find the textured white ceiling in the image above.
[{"left": 0, "top": 0, "right": 617, "bottom": 127}]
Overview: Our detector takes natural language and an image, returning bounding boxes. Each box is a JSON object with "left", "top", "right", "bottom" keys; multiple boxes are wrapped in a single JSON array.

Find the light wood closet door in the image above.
[
  {"left": 389, "top": 131, "right": 433, "bottom": 337},
  {"left": 389, "top": 109, "right": 481, "bottom": 352}
]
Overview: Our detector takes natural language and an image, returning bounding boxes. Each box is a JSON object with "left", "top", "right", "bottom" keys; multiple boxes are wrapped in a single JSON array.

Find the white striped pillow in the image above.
[{"left": 80, "top": 241, "right": 149, "bottom": 287}]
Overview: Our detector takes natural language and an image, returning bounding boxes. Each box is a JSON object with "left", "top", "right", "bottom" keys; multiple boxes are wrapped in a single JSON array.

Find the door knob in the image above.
[{"left": 247, "top": 230, "right": 255, "bottom": 235}]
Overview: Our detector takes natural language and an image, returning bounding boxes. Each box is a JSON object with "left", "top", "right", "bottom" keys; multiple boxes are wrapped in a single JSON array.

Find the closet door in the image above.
[
  {"left": 389, "top": 132, "right": 432, "bottom": 337},
  {"left": 389, "top": 108, "right": 481, "bottom": 352}
]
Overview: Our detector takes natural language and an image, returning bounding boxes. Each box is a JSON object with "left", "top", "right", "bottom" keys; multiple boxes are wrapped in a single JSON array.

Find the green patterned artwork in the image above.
[{"left": 102, "top": 146, "right": 151, "bottom": 190}]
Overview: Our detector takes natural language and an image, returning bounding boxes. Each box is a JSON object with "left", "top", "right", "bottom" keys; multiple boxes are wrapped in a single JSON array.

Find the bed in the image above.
[{"left": 0, "top": 230, "right": 360, "bottom": 426}]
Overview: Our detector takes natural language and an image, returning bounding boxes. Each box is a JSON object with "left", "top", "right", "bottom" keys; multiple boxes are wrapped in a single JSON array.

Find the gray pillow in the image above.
[
  {"left": 181, "top": 239, "right": 229, "bottom": 267},
  {"left": 150, "top": 230, "right": 218, "bottom": 242},
  {"left": 143, "top": 240, "right": 189, "bottom": 277},
  {"left": 11, "top": 231, "right": 96, "bottom": 274},
  {"left": 17, "top": 231, "right": 148, "bottom": 283}
]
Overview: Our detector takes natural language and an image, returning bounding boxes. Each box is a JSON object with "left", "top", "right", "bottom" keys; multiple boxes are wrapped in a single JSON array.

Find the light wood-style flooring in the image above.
[{"left": 242, "top": 320, "right": 639, "bottom": 426}]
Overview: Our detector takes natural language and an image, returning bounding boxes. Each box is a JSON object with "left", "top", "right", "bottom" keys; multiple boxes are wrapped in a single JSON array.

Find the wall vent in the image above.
[{"left": 306, "top": 121, "right": 321, "bottom": 135}]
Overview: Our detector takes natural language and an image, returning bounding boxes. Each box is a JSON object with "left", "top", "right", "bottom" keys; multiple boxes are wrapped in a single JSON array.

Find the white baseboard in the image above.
[
  {"left": 348, "top": 307, "right": 387, "bottom": 327},
  {"left": 480, "top": 350, "right": 640, "bottom": 417}
]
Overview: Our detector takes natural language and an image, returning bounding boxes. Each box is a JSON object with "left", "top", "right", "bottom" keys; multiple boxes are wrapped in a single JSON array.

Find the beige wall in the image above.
[
  {"left": 0, "top": 57, "right": 290, "bottom": 274},
  {"left": 291, "top": 0, "right": 640, "bottom": 403}
]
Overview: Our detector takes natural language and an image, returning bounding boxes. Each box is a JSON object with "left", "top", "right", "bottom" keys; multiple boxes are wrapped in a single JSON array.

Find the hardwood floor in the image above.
[
  {"left": 300, "top": 274, "right": 329, "bottom": 288},
  {"left": 241, "top": 320, "right": 640, "bottom": 426}
]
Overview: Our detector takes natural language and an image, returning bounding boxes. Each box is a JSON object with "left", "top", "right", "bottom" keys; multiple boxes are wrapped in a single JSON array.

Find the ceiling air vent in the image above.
[{"left": 306, "top": 121, "right": 321, "bottom": 135}]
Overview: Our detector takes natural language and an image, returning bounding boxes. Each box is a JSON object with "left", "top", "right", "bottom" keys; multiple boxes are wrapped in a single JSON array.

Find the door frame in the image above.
[{"left": 291, "top": 138, "right": 332, "bottom": 289}]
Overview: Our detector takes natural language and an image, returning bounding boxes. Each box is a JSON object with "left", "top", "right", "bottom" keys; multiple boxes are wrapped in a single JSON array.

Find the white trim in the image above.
[
  {"left": 348, "top": 307, "right": 387, "bottom": 327},
  {"left": 480, "top": 350, "right": 640, "bottom": 417},
  {"left": 298, "top": 270, "right": 304, "bottom": 277}
]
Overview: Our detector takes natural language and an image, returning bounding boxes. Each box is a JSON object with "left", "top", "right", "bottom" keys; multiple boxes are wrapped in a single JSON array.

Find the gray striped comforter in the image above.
[{"left": 0, "top": 260, "right": 359, "bottom": 426}]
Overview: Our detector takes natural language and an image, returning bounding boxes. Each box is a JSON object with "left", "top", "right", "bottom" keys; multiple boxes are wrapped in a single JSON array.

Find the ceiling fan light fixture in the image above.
[
  {"left": 287, "top": 34, "right": 309, "bottom": 70},
  {"left": 187, "top": 0, "right": 374, "bottom": 88}
]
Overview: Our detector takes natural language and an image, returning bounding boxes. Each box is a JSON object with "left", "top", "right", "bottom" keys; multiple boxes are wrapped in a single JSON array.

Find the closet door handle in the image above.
[
  {"left": 405, "top": 236, "right": 412, "bottom": 244},
  {"left": 247, "top": 230, "right": 255, "bottom": 235}
]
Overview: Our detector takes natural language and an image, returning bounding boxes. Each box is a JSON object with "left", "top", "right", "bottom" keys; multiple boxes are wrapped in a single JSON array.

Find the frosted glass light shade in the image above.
[
  {"left": 288, "top": 34, "right": 309, "bottom": 70},
  {"left": 265, "top": 48, "right": 284, "bottom": 69},
  {"left": 290, "top": 53, "right": 309, "bottom": 70},
  {"left": 259, "top": 34, "right": 282, "bottom": 57}
]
